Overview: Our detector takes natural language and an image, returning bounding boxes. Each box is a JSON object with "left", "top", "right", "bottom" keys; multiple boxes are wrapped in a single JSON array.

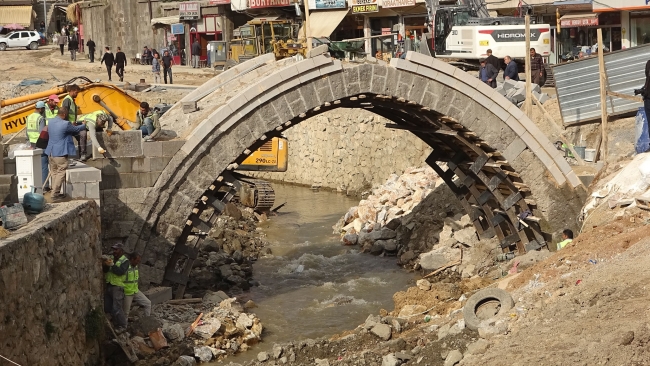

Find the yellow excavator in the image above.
[
  {"left": 0, "top": 77, "right": 288, "bottom": 212},
  {"left": 230, "top": 17, "right": 306, "bottom": 64}
]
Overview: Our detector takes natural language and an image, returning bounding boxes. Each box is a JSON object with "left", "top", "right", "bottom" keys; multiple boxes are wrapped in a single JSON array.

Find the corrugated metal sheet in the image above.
[
  {"left": 553, "top": 43, "right": 650, "bottom": 126},
  {"left": 0, "top": 6, "right": 33, "bottom": 28}
]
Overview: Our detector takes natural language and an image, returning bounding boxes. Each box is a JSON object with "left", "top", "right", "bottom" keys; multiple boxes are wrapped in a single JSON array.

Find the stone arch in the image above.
[{"left": 126, "top": 52, "right": 587, "bottom": 289}]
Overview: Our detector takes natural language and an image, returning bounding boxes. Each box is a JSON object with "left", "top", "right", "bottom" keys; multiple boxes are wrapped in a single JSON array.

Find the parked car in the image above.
[{"left": 0, "top": 31, "right": 41, "bottom": 51}]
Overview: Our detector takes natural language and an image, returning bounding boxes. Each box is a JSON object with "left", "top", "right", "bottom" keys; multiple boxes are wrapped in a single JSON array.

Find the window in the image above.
[
  {"left": 9, "top": 33, "right": 19, "bottom": 39},
  {"left": 20, "top": 32, "right": 29, "bottom": 38}
]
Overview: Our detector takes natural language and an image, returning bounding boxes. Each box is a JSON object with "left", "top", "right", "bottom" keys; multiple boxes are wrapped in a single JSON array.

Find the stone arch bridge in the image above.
[{"left": 124, "top": 51, "right": 587, "bottom": 294}]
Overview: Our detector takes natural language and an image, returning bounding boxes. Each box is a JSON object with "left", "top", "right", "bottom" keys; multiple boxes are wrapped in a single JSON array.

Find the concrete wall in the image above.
[
  {"left": 81, "top": 0, "right": 165, "bottom": 59},
  {"left": 0, "top": 201, "right": 103, "bottom": 366},
  {"left": 251, "top": 109, "right": 433, "bottom": 195}
]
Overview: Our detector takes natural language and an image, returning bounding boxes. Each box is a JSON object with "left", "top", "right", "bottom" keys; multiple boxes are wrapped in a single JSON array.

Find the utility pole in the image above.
[
  {"left": 43, "top": 0, "right": 47, "bottom": 34},
  {"left": 524, "top": 13, "right": 532, "bottom": 117}
]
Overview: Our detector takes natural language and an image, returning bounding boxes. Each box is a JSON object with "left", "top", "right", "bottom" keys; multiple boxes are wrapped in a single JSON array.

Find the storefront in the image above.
[
  {"left": 630, "top": 11, "right": 650, "bottom": 47},
  {"left": 557, "top": 11, "right": 622, "bottom": 57}
]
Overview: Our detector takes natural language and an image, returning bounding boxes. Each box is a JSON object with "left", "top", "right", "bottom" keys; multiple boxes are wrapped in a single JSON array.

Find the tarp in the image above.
[
  {"left": 0, "top": 6, "right": 33, "bottom": 28},
  {"left": 307, "top": 9, "right": 349, "bottom": 38},
  {"left": 151, "top": 16, "right": 180, "bottom": 26}
]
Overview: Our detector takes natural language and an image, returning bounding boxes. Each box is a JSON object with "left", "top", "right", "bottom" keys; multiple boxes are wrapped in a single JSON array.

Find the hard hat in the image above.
[
  {"left": 35, "top": 101, "right": 46, "bottom": 109},
  {"left": 48, "top": 94, "right": 60, "bottom": 102}
]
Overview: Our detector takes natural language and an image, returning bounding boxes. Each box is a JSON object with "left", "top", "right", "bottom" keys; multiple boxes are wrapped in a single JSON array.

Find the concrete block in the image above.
[
  {"left": 149, "top": 156, "right": 173, "bottom": 171},
  {"left": 131, "top": 158, "right": 151, "bottom": 173},
  {"left": 514, "top": 80, "right": 526, "bottom": 89},
  {"left": 0, "top": 176, "right": 18, "bottom": 204},
  {"left": 86, "top": 182, "right": 100, "bottom": 199},
  {"left": 307, "top": 44, "right": 329, "bottom": 58},
  {"left": 532, "top": 83, "right": 541, "bottom": 94},
  {"left": 101, "top": 158, "right": 133, "bottom": 174},
  {"left": 4, "top": 158, "right": 15, "bottom": 175},
  {"left": 182, "top": 101, "right": 198, "bottom": 114},
  {"left": 495, "top": 85, "right": 506, "bottom": 96},
  {"left": 143, "top": 286, "right": 172, "bottom": 305},
  {"left": 65, "top": 182, "right": 86, "bottom": 199},
  {"left": 0, "top": 174, "right": 14, "bottom": 185},
  {"left": 67, "top": 165, "right": 102, "bottom": 183},
  {"left": 143, "top": 141, "right": 163, "bottom": 157},
  {"left": 532, "top": 92, "right": 550, "bottom": 104},
  {"left": 161, "top": 140, "right": 185, "bottom": 157},
  {"left": 95, "top": 130, "right": 143, "bottom": 159},
  {"left": 503, "top": 79, "right": 518, "bottom": 91},
  {"left": 510, "top": 88, "right": 526, "bottom": 103}
]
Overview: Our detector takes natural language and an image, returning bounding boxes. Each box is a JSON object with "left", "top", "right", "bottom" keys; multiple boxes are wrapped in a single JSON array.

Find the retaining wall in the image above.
[
  {"left": 250, "top": 109, "right": 433, "bottom": 195},
  {"left": 0, "top": 201, "right": 103, "bottom": 366}
]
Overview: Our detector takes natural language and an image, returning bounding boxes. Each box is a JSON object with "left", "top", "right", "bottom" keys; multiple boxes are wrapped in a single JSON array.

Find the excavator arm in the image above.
[{"left": 0, "top": 76, "right": 141, "bottom": 135}]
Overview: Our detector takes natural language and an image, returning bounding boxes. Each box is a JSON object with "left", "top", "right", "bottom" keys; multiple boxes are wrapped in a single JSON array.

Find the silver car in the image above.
[{"left": 0, "top": 31, "right": 41, "bottom": 51}]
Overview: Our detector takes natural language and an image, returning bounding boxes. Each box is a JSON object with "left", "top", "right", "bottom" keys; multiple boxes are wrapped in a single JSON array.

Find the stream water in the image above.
[{"left": 215, "top": 183, "right": 415, "bottom": 364}]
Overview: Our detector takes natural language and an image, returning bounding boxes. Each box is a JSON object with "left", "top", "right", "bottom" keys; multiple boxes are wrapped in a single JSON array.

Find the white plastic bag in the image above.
[{"left": 8, "top": 143, "right": 31, "bottom": 159}]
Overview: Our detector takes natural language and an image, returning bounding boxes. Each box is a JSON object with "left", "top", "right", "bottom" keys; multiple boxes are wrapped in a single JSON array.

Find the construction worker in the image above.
[
  {"left": 103, "top": 243, "right": 130, "bottom": 331},
  {"left": 25, "top": 101, "right": 46, "bottom": 147},
  {"left": 82, "top": 110, "right": 113, "bottom": 157},
  {"left": 556, "top": 229, "right": 574, "bottom": 250},
  {"left": 62, "top": 84, "right": 88, "bottom": 161},
  {"left": 123, "top": 252, "right": 151, "bottom": 317},
  {"left": 45, "top": 94, "right": 59, "bottom": 120},
  {"left": 135, "top": 102, "right": 161, "bottom": 140}
]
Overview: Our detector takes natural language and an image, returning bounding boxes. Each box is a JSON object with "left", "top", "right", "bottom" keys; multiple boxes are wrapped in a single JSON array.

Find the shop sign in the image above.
[
  {"left": 210, "top": 0, "right": 231, "bottom": 4},
  {"left": 179, "top": 2, "right": 201, "bottom": 20},
  {"left": 560, "top": 17, "right": 598, "bottom": 27},
  {"left": 312, "top": 0, "right": 346, "bottom": 9},
  {"left": 351, "top": 0, "right": 378, "bottom": 13},
  {"left": 249, "top": 0, "right": 292, "bottom": 8},
  {"left": 381, "top": 0, "right": 415, "bottom": 8},
  {"left": 381, "top": 27, "right": 391, "bottom": 35},
  {"left": 171, "top": 23, "right": 185, "bottom": 34}
]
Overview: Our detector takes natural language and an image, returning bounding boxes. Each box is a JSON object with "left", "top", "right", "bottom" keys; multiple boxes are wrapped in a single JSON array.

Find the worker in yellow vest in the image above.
[
  {"left": 61, "top": 84, "right": 88, "bottom": 161},
  {"left": 81, "top": 110, "right": 113, "bottom": 157},
  {"left": 123, "top": 252, "right": 151, "bottom": 317},
  {"left": 103, "top": 243, "right": 130, "bottom": 331},
  {"left": 25, "top": 101, "right": 46, "bottom": 147},
  {"left": 556, "top": 229, "right": 574, "bottom": 250},
  {"left": 45, "top": 94, "right": 59, "bottom": 120}
]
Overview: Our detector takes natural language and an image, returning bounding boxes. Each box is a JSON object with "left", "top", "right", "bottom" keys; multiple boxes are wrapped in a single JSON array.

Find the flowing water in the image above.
[{"left": 217, "top": 183, "right": 415, "bottom": 363}]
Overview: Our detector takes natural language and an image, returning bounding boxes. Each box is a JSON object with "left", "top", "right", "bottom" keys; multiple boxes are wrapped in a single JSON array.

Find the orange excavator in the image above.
[{"left": 0, "top": 77, "right": 141, "bottom": 135}]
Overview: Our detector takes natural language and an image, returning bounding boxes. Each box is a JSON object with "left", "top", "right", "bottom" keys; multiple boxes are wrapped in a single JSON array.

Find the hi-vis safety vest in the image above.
[
  {"left": 45, "top": 106, "right": 58, "bottom": 120},
  {"left": 105, "top": 255, "right": 128, "bottom": 287},
  {"left": 124, "top": 265, "right": 140, "bottom": 296},
  {"left": 83, "top": 110, "right": 106, "bottom": 126},
  {"left": 63, "top": 95, "right": 76, "bottom": 123},
  {"left": 26, "top": 112, "right": 43, "bottom": 143}
]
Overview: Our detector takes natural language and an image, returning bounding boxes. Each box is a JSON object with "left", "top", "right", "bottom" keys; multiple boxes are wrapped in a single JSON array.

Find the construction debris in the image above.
[{"left": 495, "top": 79, "right": 552, "bottom": 106}]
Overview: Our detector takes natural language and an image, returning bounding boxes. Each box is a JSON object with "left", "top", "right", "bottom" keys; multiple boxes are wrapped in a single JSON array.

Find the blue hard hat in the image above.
[{"left": 35, "top": 101, "right": 46, "bottom": 108}]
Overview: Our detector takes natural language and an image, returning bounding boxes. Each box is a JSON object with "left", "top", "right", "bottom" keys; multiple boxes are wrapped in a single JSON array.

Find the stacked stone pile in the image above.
[
  {"left": 495, "top": 79, "right": 551, "bottom": 106},
  {"left": 188, "top": 203, "right": 269, "bottom": 295}
]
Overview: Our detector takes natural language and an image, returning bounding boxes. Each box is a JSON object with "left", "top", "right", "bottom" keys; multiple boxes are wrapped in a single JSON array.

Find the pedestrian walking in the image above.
[
  {"left": 68, "top": 32, "right": 79, "bottom": 61},
  {"left": 503, "top": 56, "right": 519, "bottom": 81},
  {"left": 123, "top": 252, "right": 152, "bottom": 317},
  {"left": 161, "top": 50, "right": 173, "bottom": 84},
  {"left": 152, "top": 53, "right": 161, "bottom": 83},
  {"left": 101, "top": 46, "right": 115, "bottom": 81},
  {"left": 103, "top": 243, "right": 130, "bottom": 332},
  {"left": 530, "top": 48, "right": 544, "bottom": 87},
  {"left": 57, "top": 31, "right": 67, "bottom": 56},
  {"left": 44, "top": 106, "right": 86, "bottom": 199},
  {"left": 478, "top": 58, "right": 498, "bottom": 88},
  {"left": 191, "top": 39, "right": 201, "bottom": 68},
  {"left": 86, "top": 38, "right": 96, "bottom": 63},
  {"left": 115, "top": 47, "right": 127, "bottom": 82},
  {"left": 142, "top": 46, "right": 152, "bottom": 65}
]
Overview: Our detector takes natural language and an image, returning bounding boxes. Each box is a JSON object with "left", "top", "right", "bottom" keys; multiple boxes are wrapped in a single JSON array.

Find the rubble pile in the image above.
[
  {"left": 188, "top": 203, "right": 269, "bottom": 296},
  {"left": 123, "top": 292, "right": 263, "bottom": 365},
  {"left": 495, "top": 79, "right": 552, "bottom": 106}
]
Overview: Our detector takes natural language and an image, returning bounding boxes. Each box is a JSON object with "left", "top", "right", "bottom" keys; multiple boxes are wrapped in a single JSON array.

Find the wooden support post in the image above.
[
  {"left": 597, "top": 28, "right": 608, "bottom": 161},
  {"left": 524, "top": 14, "right": 532, "bottom": 117},
  {"left": 304, "top": 0, "right": 312, "bottom": 52}
]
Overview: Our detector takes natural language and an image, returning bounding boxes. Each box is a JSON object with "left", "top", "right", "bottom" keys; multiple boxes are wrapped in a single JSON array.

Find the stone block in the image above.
[
  {"left": 161, "top": 140, "right": 185, "bottom": 157},
  {"left": 143, "top": 141, "right": 163, "bottom": 157},
  {"left": 101, "top": 158, "right": 133, "bottom": 174},
  {"left": 510, "top": 87, "right": 526, "bottom": 103},
  {"left": 4, "top": 158, "right": 16, "bottom": 175},
  {"left": 65, "top": 182, "right": 86, "bottom": 198},
  {"left": 182, "top": 101, "right": 198, "bottom": 114},
  {"left": 0, "top": 174, "right": 14, "bottom": 185},
  {"left": 95, "top": 130, "right": 143, "bottom": 159},
  {"left": 86, "top": 182, "right": 100, "bottom": 199},
  {"left": 495, "top": 85, "right": 506, "bottom": 96},
  {"left": 503, "top": 79, "right": 518, "bottom": 91},
  {"left": 0, "top": 176, "right": 18, "bottom": 204},
  {"left": 67, "top": 165, "right": 102, "bottom": 183},
  {"left": 307, "top": 44, "right": 329, "bottom": 58},
  {"left": 143, "top": 287, "right": 172, "bottom": 305},
  {"left": 131, "top": 158, "right": 151, "bottom": 172},
  {"left": 149, "top": 156, "right": 173, "bottom": 171}
]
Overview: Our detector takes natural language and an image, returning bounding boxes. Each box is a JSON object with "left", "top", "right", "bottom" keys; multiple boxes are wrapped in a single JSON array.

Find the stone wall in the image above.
[
  {"left": 251, "top": 109, "right": 433, "bottom": 195},
  {"left": 0, "top": 201, "right": 103, "bottom": 366}
]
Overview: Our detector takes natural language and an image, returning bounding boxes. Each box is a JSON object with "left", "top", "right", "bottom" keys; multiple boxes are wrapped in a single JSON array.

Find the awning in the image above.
[
  {"left": 308, "top": 9, "right": 349, "bottom": 38},
  {"left": 151, "top": 15, "right": 180, "bottom": 26},
  {"left": 560, "top": 12, "right": 599, "bottom": 27},
  {"left": 0, "top": 6, "right": 33, "bottom": 28}
]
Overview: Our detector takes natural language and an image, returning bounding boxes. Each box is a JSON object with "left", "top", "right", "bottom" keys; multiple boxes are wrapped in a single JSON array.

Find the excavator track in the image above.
[{"left": 233, "top": 173, "right": 275, "bottom": 212}]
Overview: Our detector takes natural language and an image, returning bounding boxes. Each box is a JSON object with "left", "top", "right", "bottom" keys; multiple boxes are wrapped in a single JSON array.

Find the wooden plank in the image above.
[
  {"left": 524, "top": 14, "right": 532, "bottom": 117},
  {"left": 607, "top": 91, "right": 642, "bottom": 103},
  {"left": 597, "top": 28, "right": 608, "bottom": 161}
]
